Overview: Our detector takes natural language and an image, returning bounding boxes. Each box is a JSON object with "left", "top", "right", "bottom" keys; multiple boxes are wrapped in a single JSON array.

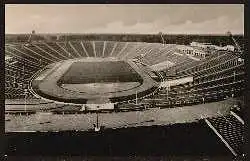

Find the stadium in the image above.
[{"left": 5, "top": 32, "right": 246, "bottom": 157}]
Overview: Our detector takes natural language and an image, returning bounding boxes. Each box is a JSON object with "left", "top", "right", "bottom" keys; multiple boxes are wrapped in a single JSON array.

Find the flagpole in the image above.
[{"left": 136, "top": 91, "right": 138, "bottom": 105}]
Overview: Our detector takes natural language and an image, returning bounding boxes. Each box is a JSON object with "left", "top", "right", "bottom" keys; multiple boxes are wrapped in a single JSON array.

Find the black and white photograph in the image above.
[{"left": 4, "top": 4, "right": 246, "bottom": 160}]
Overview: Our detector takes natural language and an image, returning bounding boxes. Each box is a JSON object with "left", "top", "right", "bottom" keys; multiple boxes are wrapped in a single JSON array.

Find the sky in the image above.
[{"left": 5, "top": 4, "right": 244, "bottom": 34}]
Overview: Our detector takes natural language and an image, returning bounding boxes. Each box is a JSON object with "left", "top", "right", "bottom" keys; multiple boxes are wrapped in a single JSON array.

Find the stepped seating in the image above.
[
  {"left": 5, "top": 45, "right": 43, "bottom": 64},
  {"left": 46, "top": 42, "right": 72, "bottom": 59},
  {"left": 207, "top": 114, "right": 245, "bottom": 156},
  {"left": 5, "top": 50, "right": 46, "bottom": 68},
  {"left": 153, "top": 79, "right": 244, "bottom": 107},
  {"left": 140, "top": 44, "right": 196, "bottom": 67},
  {"left": 167, "top": 51, "right": 238, "bottom": 79},
  {"left": 5, "top": 58, "right": 44, "bottom": 99},
  {"left": 6, "top": 62, "right": 39, "bottom": 74},
  {"left": 140, "top": 44, "right": 168, "bottom": 65},
  {"left": 65, "top": 41, "right": 83, "bottom": 58},
  {"left": 145, "top": 45, "right": 177, "bottom": 65},
  {"left": 166, "top": 50, "right": 226, "bottom": 76},
  {"left": 145, "top": 50, "right": 244, "bottom": 107},
  {"left": 34, "top": 43, "right": 63, "bottom": 62},
  {"left": 69, "top": 41, "right": 89, "bottom": 57},
  {"left": 94, "top": 41, "right": 105, "bottom": 57},
  {"left": 110, "top": 42, "right": 127, "bottom": 57},
  {"left": 55, "top": 42, "right": 76, "bottom": 59},
  {"left": 5, "top": 40, "right": 245, "bottom": 109},
  {"left": 125, "top": 43, "right": 154, "bottom": 60},
  {"left": 116, "top": 103, "right": 145, "bottom": 111},
  {"left": 165, "top": 72, "right": 242, "bottom": 101},
  {"left": 23, "top": 44, "right": 55, "bottom": 64},
  {"left": 117, "top": 42, "right": 139, "bottom": 59},
  {"left": 29, "top": 43, "right": 60, "bottom": 62},
  {"left": 103, "top": 41, "right": 116, "bottom": 57},
  {"left": 81, "top": 41, "right": 95, "bottom": 57}
]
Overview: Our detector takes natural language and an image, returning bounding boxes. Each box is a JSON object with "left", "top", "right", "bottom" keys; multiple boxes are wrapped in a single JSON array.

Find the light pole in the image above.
[
  {"left": 232, "top": 71, "right": 236, "bottom": 98},
  {"left": 166, "top": 84, "right": 169, "bottom": 104},
  {"left": 95, "top": 106, "right": 100, "bottom": 132},
  {"left": 96, "top": 112, "right": 99, "bottom": 128},
  {"left": 166, "top": 82, "right": 171, "bottom": 106},
  {"left": 159, "top": 32, "right": 165, "bottom": 46},
  {"left": 24, "top": 89, "right": 27, "bottom": 114},
  {"left": 23, "top": 64, "right": 27, "bottom": 114},
  {"left": 136, "top": 91, "right": 138, "bottom": 105},
  {"left": 233, "top": 71, "right": 236, "bottom": 82},
  {"left": 226, "top": 31, "right": 241, "bottom": 53}
]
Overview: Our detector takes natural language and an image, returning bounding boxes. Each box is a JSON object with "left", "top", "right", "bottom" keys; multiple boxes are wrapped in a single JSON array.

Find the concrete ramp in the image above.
[
  {"left": 150, "top": 60, "right": 175, "bottom": 71},
  {"left": 160, "top": 76, "right": 193, "bottom": 88}
]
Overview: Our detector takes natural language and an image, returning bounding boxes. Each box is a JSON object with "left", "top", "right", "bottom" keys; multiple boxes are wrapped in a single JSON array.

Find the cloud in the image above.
[
  {"left": 82, "top": 16, "right": 243, "bottom": 34},
  {"left": 30, "top": 15, "right": 41, "bottom": 20},
  {"left": 84, "top": 21, "right": 157, "bottom": 34},
  {"left": 5, "top": 4, "right": 244, "bottom": 34},
  {"left": 162, "top": 16, "right": 243, "bottom": 34}
]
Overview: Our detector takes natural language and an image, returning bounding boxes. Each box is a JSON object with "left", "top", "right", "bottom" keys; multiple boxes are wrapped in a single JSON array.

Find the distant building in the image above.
[
  {"left": 190, "top": 42, "right": 235, "bottom": 52},
  {"left": 190, "top": 42, "right": 212, "bottom": 48},
  {"left": 177, "top": 45, "right": 206, "bottom": 58},
  {"left": 223, "top": 45, "right": 235, "bottom": 51}
]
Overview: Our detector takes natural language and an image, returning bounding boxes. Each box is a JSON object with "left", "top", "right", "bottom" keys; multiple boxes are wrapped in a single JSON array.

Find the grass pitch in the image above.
[{"left": 59, "top": 61, "right": 143, "bottom": 84}]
